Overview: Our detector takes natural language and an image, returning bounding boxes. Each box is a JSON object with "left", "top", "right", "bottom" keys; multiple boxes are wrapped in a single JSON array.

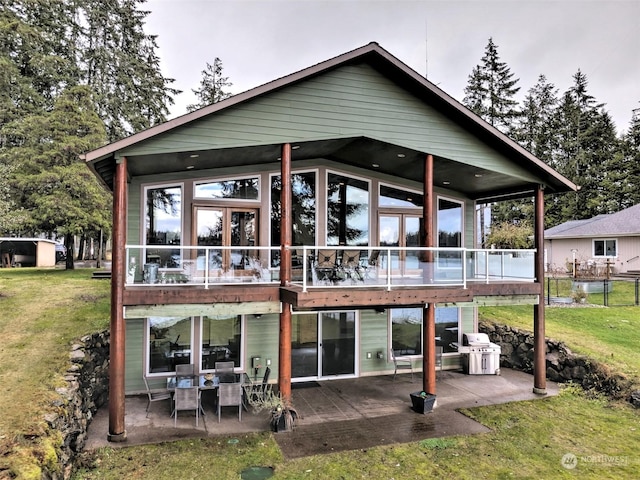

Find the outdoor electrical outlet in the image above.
[
  {"left": 366, "top": 352, "right": 372, "bottom": 359},
  {"left": 377, "top": 351, "right": 384, "bottom": 359},
  {"left": 266, "top": 359, "right": 271, "bottom": 366}
]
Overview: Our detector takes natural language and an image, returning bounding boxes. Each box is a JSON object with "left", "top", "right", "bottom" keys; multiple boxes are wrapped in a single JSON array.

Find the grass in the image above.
[
  {"left": 0, "top": 268, "right": 110, "bottom": 477},
  {"left": 2, "top": 270, "right": 639, "bottom": 479}
]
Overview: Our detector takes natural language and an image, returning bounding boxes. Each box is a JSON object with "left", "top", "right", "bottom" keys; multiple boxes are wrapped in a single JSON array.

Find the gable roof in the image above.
[
  {"left": 545, "top": 204, "right": 640, "bottom": 238},
  {"left": 83, "top": 42, "right": 577, "bottom": 198}
]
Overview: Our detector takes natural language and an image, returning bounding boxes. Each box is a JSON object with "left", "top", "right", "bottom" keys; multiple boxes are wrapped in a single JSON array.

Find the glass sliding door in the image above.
[
  {"left": 291, "top": 313, "right": 318, "bottom": 379},
  {"left": 320, "top": 312, "right": 356, "bottom": 377},
  {"left": 378, "top": 214, "right": 421, "bottom": 276}
]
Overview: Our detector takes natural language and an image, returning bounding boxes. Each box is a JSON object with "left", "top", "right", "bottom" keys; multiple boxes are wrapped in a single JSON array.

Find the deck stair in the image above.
[{"left": 92, "top": 270, "right": 112, "bottom": 280}]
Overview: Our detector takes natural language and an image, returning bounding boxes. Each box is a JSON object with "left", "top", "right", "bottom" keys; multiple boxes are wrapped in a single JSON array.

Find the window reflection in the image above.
[
  {"left": 327, "top": 173, "right": 369, "bottom": 246},
  {"left": 390, "top": 307, "right": 460, "bottom": 355},
  {"left": 201, "top": 316, "right": 241, "bottom": 370},
  {"left": 379, "top": 184, "right": 423, "bottom": 207},
  {"left": 438, "top": 198, "right": 463, "bottom": 268},
  {"left": 145, "top": 185, "right": 181, "bottom": 267},
  {"left": 195, "top": 177, "right": 259, "bottom": 200},
  {"left": 148, "top": 317, "right": 192, "bottom": 373}
]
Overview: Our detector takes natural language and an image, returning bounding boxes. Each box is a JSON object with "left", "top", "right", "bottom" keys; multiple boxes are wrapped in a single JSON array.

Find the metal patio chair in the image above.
[
  {"left": 143, "top": 376, "right": 172, "bottom": 417},
  {"left": 218, "top": 382, "right": 243, "bottom": 422},
  {"left": 390, "top": 348, "right": 414, "bottom": 382},
  {"left": 173, "top": 386, "right": 201, "bottom": 427},
  {"left": 175, "top": 363, "right": 194, "bottom": 377}
]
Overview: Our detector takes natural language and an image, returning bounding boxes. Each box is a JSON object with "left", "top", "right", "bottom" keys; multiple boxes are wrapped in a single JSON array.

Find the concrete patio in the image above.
[{"left": 85, "top": 369, "right": 559, "bottom": 458}]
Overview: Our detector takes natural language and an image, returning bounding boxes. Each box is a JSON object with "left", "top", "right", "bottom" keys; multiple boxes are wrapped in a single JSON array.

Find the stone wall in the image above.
[
  {"left": 479, "top": 321, "right": 637, "bottom": 404},
  {"left": 43, "top": 331, "right": 109, "bottom": 479}
]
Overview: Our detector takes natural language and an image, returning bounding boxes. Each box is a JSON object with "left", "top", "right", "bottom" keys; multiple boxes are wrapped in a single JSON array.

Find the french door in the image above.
[
  {"left": 378, "top": 214, "right": 421, "bottom": 275},
  {"left": 291, "top": 312, "right": 356, "bottom": 380},
  {"left": 193, "top": 206, "right": 258, "bottom": 277}
]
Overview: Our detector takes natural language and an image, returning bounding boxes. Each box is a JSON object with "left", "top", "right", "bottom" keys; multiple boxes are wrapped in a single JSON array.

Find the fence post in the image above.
[
  {"left": 636, "top": 278, "right": 639, "bottom": 306},
  {"left": 603, "top": 279, "right": 608, "bottom": 307},
  {"left": 547, "top": 277, "right": 551, "bottom": 305}
]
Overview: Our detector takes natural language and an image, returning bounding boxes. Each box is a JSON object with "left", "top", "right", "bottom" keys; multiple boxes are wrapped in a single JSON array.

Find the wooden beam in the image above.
[
  {"left": 124, "top": 301, "right": 281, "bottom": 318},
  {"left": 123, "top": 285, "right": 280, "bottom": 306},
  {"left": 108, "top": 156, "right": 127, "bottom": 442},
  {"left": 279, "top": 143, "right": 293, "bottom": 401},
  {"left": 422, "top": 154, "right": 436, "bottom": 395},
  {"left": 533, "top": 185, "right": 546, "bottom": 394}
]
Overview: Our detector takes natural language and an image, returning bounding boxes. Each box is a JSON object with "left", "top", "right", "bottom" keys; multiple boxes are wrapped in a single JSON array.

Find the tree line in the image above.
[
  {"left": 1, "top": 4, "right": 637, "bottom": 261},
  {"left": 465, "top": 38, "right": 640, "bottom": 247}
]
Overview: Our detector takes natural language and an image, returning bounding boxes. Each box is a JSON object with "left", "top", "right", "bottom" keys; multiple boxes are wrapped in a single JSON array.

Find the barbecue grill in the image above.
[{"left": 452, "top": 333, "right": 501, "bottom": 375}]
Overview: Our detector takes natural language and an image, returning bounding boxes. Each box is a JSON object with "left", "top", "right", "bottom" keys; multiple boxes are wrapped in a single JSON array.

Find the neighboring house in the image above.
[
  {"left": 83, "top": 43, "right": 576, "bottom": 441},
  {"left": 545, "top": 203, "right": 640, "bottom": 276}
]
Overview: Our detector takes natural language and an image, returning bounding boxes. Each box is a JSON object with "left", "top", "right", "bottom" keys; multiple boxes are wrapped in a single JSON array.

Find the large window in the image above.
[
  {"left": 379, "top": 184, "right": 423, "bottom": 208},
  {"left": 148, "top": 316, "right": 192, "bottom": 374},
  {"left": 390, "top": 307, "right": 460, "bottom": 355},
  {"left": 270, "top": 171, "right": 317, "bottom": 265},
  {"left": 195, "top": 176, "right": 259, "bottom": 200},
  {"left": 593, "top": 239, "right": 617, "bottom": 257},
  {"left": 437, "top": 197, "right": 463, "bottom": 269},
  {"left": 201, "top": 316, "right": 242, "bottom": 370},
  {"left": 327, "top": 173, "right": 369, "bottom": 246},
  {"left": 390, "top": 308, "right": 422, "bottom": 356},
  {"left": 145, "top": 185, "right": 182, "bottom": 267}
]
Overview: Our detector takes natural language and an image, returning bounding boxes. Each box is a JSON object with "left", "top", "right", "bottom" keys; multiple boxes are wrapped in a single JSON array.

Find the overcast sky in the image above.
[{"left": 144, "top": 0, "right": 639, "bottom": 134}]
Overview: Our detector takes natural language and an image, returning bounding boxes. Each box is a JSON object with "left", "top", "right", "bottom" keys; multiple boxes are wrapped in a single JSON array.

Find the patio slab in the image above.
[{"left": 84, "top": 368, "right": 558, "bottom": 457}]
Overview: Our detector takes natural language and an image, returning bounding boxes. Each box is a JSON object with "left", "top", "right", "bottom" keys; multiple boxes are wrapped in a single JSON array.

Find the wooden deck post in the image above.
[
  {"left": 533, "top": 185, "right": 547, "bottom": 395},
  {"left": 279, "top": 143, "right": 293, "bottom": 401},
  {"left": 108, "top": 156, "right": 127, "bottom": 442},
  {"left": 422, "top": 154, "right": 436, "bottom": 395}
]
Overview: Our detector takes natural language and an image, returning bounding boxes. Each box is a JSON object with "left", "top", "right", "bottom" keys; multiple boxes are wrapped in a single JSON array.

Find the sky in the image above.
[{"left": 144, "top": 0, "right": 639, "bottom": 134}]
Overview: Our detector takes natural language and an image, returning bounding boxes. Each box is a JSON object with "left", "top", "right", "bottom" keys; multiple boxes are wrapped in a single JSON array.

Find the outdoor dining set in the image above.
[{"left": 143, "top": 362, "right": 272, "bottom": 426}]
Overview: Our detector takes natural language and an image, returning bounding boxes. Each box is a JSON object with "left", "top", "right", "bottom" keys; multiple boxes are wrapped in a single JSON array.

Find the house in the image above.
[
  {"left": 545, "top": 203, "right": 640, "bottom": 276},
  {"left": 83, "top": 42, "right": 576, "bottom": 441}
]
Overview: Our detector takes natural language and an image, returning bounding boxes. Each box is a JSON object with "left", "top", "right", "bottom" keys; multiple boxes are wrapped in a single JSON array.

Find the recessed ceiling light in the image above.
[
  {"left": 292, "top": 145, "right": 300, "bottom": 150},
  {"left": 397, "top": 153, "right": 406, "bottom": 158},
  {"left": 372, "top": 163, "right": 380, "bottom": 168},
  {"left": 189, "top": 154, "right": 199, "bottom": 158},
  {"left": 443, "top": 181, "right": 451, "bottom": 185},
  {"left": 407, "top": 197, "right": 413, "bottom": 202},
  {"left": 186, "top": 165, "right": 195, "bottom": 170},
  {"left": 475, "top": 174, "right": 483, "bottom": 178}
]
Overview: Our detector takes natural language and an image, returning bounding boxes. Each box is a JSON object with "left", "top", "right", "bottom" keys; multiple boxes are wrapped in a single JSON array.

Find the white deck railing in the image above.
[{"left": 124, "top": 245, "right": 536, "bottom": 290}]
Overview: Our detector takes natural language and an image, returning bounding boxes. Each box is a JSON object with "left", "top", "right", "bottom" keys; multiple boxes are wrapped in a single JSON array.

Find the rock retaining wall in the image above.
[
  {"left": 479, "top": 321, "right": 638, "bottom": 404},
  {"left": 44, "top": 331, "right": 109, "bottom": 479}
]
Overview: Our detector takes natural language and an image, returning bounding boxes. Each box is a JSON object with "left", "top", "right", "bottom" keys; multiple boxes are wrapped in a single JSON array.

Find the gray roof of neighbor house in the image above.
[
  {"left": 82, "top": 42, "right": 577, "bottom": 200},
  {"left": 545, "top": 203, "right": 640, "bottom": 238}
]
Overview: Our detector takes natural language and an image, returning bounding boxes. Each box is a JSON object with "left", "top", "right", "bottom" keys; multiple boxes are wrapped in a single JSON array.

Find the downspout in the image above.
[
  {"left": 108, "top": 156, "right": 127, "bottom": 441},
  {"left": 533, "top": 185, "right": 547, "bottom": 395},
  {"left": 422, "top": 154, "right": 436, "bottom": 395},
  {"left": 279, "top": 143, "right": 293, "bottom": 401}
]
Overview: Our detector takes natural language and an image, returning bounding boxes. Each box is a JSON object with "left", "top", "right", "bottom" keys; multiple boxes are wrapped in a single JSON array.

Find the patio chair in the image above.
[
  {"left": 143, "top": 376, "right": 172, "bottom": 417},
  {"left": 218, "top": 382, "right": 243, "bottom": 422},
  {"left": 245, "top": 366, "right": 272, "bottom": 403},
  {"left": 215, "top": 361, "right": 235, "bottom": 383},
  {"left": 173, "top": 386, "right": 201, "bottom": 427},
  {"left": 390, "top": 348, "right": 414, "bottom": 382},
  {"left": 340, "top": 250, "right": 364, "bottom": 282},
  {"left": 315, "top": 249, "right": 339, "bottom": 284},
  {"left": 362, "top": 250, "right": 381, "bottom": 280},
  {"left": 175, "top": 363, "right": 194, "bottom": 377}
]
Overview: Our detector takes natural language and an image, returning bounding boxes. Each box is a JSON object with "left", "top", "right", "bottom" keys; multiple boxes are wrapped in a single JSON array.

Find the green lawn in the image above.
[{"left": 1, "top": 270, "right": 639, "bottom": 479}]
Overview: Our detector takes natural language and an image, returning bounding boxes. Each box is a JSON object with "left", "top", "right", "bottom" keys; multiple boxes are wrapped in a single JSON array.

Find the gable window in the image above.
[
  {"left": 195, "top": 176, "right": 260, "bottom": 200},
  {"left": 379, "top": 184, "right": 423, "bottom": 208},
  {"left": 327, "top": 172, "right": 369, "bottom": 246},
  {"left": 593, "top": 239, "right": 617, "bottom": 257},
  {"left": 145, "top": 185, "right": 182, "bottom": 267}
]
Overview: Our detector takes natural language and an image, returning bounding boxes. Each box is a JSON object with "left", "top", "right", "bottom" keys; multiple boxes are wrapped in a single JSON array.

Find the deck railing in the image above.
[{"left": 124, "top": 245, "right": 536, "bottom": 290}]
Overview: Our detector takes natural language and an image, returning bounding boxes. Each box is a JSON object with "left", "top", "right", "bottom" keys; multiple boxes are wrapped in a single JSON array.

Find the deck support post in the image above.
[
  {"left": 279, "top": 143, "right": 293, "bottom": 401},
  {"left": 533, "top": 185, "right": 547, "bottom": 395},
  {"left": 108, "top": 156, "right": 127, "bottom": 442},
  {"left": 422, "top": 154, "right": 436, "bottom": 395}
]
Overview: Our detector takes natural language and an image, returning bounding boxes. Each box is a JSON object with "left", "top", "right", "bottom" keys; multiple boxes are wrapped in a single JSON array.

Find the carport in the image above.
[{"left": 0, "top": 238, "right": 57, "bottom": 267}]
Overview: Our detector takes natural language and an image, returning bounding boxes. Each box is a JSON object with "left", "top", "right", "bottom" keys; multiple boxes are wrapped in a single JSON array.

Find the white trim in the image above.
[{"left": 592, "top": 238, "right": 618, "bottom": 258}]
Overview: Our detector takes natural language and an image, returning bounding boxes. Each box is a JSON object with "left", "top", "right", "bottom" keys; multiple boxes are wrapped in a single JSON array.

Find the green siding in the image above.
[
  {"left": 359, "top": 310, "right": 391, "bottom": 374},
  {"left": 120, "top": 64, "right": 537, "bottom": 182},
  {"left": 245, "top": 314, "right": 280, "bottom": 382},
  {"left": 125, "top": 318, "right": 145, "bottom": 394}
]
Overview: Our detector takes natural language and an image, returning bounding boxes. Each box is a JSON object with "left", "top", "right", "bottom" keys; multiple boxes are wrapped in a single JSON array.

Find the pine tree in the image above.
[
  {"left": 187, "top": 57, "right": 233, "bottom": 112},
  {"left": 463, "top": 38, "right": 520, "bottom": 134}
]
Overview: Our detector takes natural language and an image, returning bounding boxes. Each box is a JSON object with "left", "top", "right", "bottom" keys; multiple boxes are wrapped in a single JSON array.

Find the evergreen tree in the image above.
[
  {"left": 615, "top": 110, "right": 640, "bottom": 208},
  {"left": 3, "top": 86, "right": 110, "bottom": 268},
  {"left": 187, "top": 57, "right": 233, "bottom": 112},
  {"left": 463, "top": 37, "right": 520, "bottom": 134}
]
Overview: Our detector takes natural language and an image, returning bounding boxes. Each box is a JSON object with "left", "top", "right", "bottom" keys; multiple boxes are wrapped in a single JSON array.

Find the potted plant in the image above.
[
  {"left": 246, "top": 389, "right": 298, "bottom": 432},
  {"left": 410, "top": 391, "right": 436, "bottom": 414}
]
